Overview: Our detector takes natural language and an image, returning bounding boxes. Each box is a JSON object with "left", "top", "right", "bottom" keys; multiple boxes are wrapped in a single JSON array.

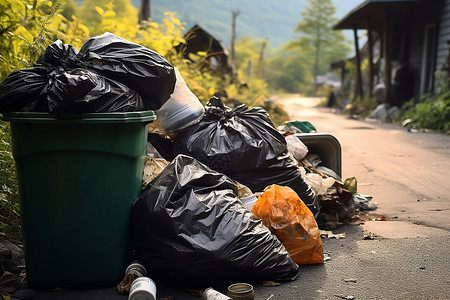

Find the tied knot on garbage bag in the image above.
[
  {"left": 252, "top": 185, "right": 324, "bottom": 265},
  {"left": 0, "top": 32, "right": 176, "bottom": 113}
]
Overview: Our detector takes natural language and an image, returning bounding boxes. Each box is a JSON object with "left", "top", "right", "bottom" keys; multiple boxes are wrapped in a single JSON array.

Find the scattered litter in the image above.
[
  {"left": 316, "top": 166, "right": 341, "bottom": 181},
  {"left": 279, "top": 120, "right": 317, "bottom": 133},
  {"left": 303, "top": 172, "right": 336, "bottom": 196},
  {"left": 285, "top": 134, "right": 309, "bottom": 161},
  {"left": 320, "top": 230, "right": 346, "bottom": 239},
  {"left": 335, "top": 294, "right": 355, "bottom": 300},
  {"left": 323, "top": 253, "right": 332, "bottom": 261},
  {"left": 202, "top": 287, "right": 230, "bottom": 300},
  {"left": 372, "top": 216, "right": 387, "bottom": 221},
  {"left": 363, "top": 232, "right": 377, "bottom": 240},
  {"left": 252, "top": 185, "right": 324, "bottom": 264},
  {"left": 116, "top": 261, "right": 147, "bottom": 294},
  {"left": 261, "top": 281, "right": 280, "bottom": 287},
  {"left": 141, "top": 157, "right": 170, "bottom": 189},
  {"left": 344, "top": 278, "right": 357, "bottom": 283},
  {"left": 343, "top": 177, "right": 357, "bottom": 195},
  {"left": 353, "top": 194, "right": 377, "bottom": 210},
  {"left": 128, "top": 277, "right": 156, "bottom": 300},
  {"left": 304, "top": 153, "right": 322, "bottom": 169},
  {"left": 266, "top": 295, "right": 274, "bottom": 300}
]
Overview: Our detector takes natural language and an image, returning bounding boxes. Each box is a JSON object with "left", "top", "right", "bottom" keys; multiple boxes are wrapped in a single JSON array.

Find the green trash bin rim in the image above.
[{"left": 1, "top": 111, "right": 156, "bottom": 124}]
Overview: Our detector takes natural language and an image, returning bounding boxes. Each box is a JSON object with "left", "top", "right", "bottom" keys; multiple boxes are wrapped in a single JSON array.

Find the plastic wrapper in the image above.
[
  {"left": 279, "top": 121, "right": 317, "bottom": 133},
  {"left": 173, "top": 97, "right": 320, "bottom": 217},
  {"left": 300, "top": 168, "right": 336, "bottom": 196},
  {"left": 285, "top": 134, "right": 308, "bottom": 161},
  {"left": 131, "top": 155, "right": 299, "bottom": 287},
  {"left": 251, "top": 185, "right": 324, "bottom": 265},
  {"left": 153, "top": 68, "right": 204, "bottom": 133},
  {"left": 0, "top": 32, "right": 175, "bottom": 113}
]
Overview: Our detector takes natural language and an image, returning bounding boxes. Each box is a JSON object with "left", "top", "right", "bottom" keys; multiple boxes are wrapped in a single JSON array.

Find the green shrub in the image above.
[
  {"left": 0, "top": 122, "right": 21, "bottom": 243},
  {"left": 401, "top": 91, "right": 450, "bottom": 134}
]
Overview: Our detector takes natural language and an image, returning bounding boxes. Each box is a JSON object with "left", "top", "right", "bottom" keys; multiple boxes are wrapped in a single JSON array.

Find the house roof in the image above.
[
  {"left": 333, "top": 0, "right": 443, "bottom": 30},
  {"left": 176, "top": 24, "right": 229, "bottom": 57}
]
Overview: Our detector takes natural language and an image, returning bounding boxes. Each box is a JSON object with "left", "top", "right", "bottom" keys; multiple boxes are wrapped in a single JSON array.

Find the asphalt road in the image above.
[
  {"left": 277, "top": 96, "right": 450, "bottom": 231},
  {"left": 10, "top": 96, "right": 450, "bottom": 300}
]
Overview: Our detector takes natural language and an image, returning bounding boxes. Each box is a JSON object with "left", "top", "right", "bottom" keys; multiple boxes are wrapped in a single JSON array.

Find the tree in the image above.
[
  {"left": 290, "top": 0, "right": 351, "bottom": 95},
  {"left": 265, "top": 47, "right": 312, "bottom": 94}
]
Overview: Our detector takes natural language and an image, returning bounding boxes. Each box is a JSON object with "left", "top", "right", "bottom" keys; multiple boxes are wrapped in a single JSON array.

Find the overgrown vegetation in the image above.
[
  {"left": 0, "top": 0, "right": 68, "bottom": 243},
  {"left": 0, "top": 122, "right": 21, "bottom": 243},
  {"left": 400, "top": 73, "right": 450, "bottom": 134},
  {"left": 0, "top": 0, "right": 289, "bottom": 242}
]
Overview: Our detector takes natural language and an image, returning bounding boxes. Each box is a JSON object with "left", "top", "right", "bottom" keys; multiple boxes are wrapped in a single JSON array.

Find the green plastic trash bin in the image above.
[{"left": 2, "top": 111, "right": 155, "bottom": 288}]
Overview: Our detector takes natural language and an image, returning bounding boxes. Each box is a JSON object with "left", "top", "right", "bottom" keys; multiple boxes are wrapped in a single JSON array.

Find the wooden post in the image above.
[
  {"left": 138, "top": 0, "right": 150, "bottom": 24},
  {"left": 367, "top": 18, "right": 374, "bottom": 98},
  {"left": 231, "top": 10, "right": 240, "bottom": 81},
  {"left": 231, "top": 10, "right": 240, "bottom": 66},
  {"left": 353, "top": 27, "right": 363, "bottom": 100},
  {"left": 258, "top": 40, "right": 267, "bottom": 76},
  {"left": 383, "top": 9, "right": 392, "bottom": 104}
]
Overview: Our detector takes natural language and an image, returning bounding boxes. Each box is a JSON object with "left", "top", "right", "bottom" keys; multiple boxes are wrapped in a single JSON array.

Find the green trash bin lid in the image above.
[{"left": 1, "top": 111, "right": 156, "bottom": 124}]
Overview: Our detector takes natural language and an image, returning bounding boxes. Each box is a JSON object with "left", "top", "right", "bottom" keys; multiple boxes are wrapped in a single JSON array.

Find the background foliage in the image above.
[
  {"left": 0, "top": 0, "right": 300, "bottom": 242},
  {"left": 400, "top": 72, "right": 450, "bottom": 134}
]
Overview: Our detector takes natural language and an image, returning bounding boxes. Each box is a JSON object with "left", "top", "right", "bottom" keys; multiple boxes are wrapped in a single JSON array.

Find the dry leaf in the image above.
[{"left": 261, "top": 280, "right": 280, "bottom": 287}]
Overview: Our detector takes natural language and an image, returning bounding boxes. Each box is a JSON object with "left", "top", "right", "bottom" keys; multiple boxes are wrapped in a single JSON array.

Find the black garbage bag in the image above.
[
  {"left": 174, "top": 96, "right": 286, "bottom": 173},
  {"left": 77, "top": 32, "right": 176, "bottom": 110},
  {"left": 0, "top": 67, "right": 48, "bottom": 112},
  {"left": 0, "top": 33, "right": 174, "bottom": 113},
  {"left": 147, "top": 133, "right": 176, "bottom": 161},
  {"left": 35, "top": 38, "right": 79, "bottom": 68},
  {"left": 45, "top": 67, "right": 143, "bottom": 113},
  {"left": 0, "top": 40, "right": 86, "bottom": 112},
  {"left": 173, "top": 96, "right": 320, "bottom": 217},
  {"left": 131, "top": 154, "right": 299, "bottom": 287}
]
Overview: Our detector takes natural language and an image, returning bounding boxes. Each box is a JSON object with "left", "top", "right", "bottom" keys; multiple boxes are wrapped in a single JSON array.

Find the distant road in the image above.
[{"left": 276, "top": 95, "right": 450, "bottom": 232}]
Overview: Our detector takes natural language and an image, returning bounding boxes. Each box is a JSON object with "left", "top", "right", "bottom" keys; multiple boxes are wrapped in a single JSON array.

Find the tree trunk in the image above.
[{"left": 139, "top": 0, "right": 150, "bottom": 24}]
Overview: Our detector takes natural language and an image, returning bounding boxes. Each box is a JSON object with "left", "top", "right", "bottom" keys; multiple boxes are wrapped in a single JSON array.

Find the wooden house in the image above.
[
  {"left": 333, "top": 0, "right": 450, "bottom": 107},
  {"left": 175, "top": 25, "right": 235, "bottom": 78}
]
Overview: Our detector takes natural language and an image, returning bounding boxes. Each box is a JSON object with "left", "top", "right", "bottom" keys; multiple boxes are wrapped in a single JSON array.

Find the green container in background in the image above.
[{"left": 2, "top": 111, "right": 155, "bottom": 288}]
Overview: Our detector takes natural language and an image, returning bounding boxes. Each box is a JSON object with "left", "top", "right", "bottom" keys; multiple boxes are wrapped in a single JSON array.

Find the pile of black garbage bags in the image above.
[
  {"left": 0, "top": 32, "right": 175, "bottom": 113},
  {"left": 136, "top": 96, "right": 322, "bottom": 286},
  {"left": 0, "top": 33, "right": 320, "bottom": 286}
]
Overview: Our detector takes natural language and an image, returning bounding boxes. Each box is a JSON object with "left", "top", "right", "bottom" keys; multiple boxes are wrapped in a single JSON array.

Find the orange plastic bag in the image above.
[{"left": 251, "top": 185, "right": 324, "bottom": 264}]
